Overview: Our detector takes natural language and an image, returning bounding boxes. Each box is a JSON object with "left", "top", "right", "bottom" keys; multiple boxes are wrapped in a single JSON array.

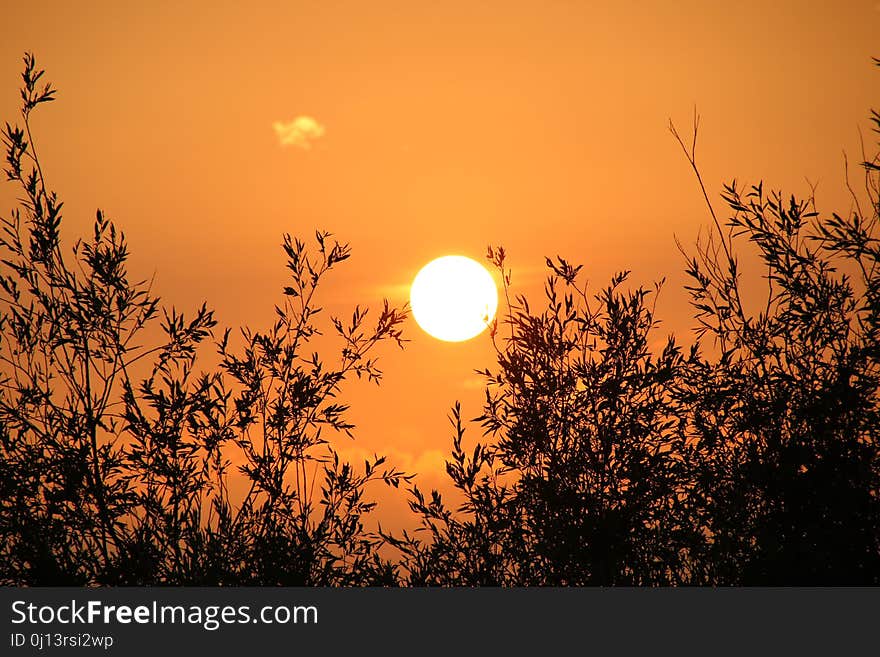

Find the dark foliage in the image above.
[
  {"left": 671, "top": 93, "right": 880, "bottom": 583},
  {"left": 390, "top": 59, "right": 880, "bottom": 586},
  {"left": 0, "top": 54, "right": 409, "bottom": 585},
  {"left": 387, "top": 257, "right": 701, "bottom": 584}
]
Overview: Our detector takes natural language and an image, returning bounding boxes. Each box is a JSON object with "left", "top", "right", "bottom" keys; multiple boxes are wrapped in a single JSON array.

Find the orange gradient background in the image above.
[{"left": 1, "top": 0, "right": 879, "bottom": 530}]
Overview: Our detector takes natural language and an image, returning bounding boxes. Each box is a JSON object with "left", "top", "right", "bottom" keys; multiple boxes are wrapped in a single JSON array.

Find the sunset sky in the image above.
[{"left": 2, "top": 0, "right": 879, "bottom": 529}]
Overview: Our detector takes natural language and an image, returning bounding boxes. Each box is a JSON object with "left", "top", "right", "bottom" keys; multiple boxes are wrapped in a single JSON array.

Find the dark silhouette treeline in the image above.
[{"left": 2, "top": 54, "right": 879, "bottom": 585}]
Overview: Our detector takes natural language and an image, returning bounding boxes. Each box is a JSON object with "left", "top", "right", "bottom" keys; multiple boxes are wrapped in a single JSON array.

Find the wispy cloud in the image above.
[
  {"left": 373, "top": 282, "right": 412, "bottom": 302},
  {"left": 273, "top": 116, "right": 325, "bottom": 149},
  {"left": 461, "top": 377, "right": 487, "bottom": 390}
]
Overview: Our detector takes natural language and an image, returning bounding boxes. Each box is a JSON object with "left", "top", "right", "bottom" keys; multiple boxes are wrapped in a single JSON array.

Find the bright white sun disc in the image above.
[{"left": 410, "top": 255, "right": 498, "bottom": 342}]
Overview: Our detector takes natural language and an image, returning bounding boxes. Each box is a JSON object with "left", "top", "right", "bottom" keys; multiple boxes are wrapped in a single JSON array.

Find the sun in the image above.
[{"left": 410, "top": 255, "right": 499, "bottom": 342}]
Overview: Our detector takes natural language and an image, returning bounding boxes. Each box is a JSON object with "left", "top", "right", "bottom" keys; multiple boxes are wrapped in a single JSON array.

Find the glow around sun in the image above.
[{"left": 410, "top": 255, "right": 499, "bottom": 342}]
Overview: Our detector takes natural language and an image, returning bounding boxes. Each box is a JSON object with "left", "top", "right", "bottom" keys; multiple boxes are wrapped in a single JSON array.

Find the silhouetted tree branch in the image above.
[{"left": 0, "top": 54, "right": 410, "bottom": 585}]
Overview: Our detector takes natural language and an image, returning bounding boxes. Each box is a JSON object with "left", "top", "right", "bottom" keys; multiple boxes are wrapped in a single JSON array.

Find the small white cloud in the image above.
[{"left": 273, "top": 116, "right": 325, "bottom": 149}]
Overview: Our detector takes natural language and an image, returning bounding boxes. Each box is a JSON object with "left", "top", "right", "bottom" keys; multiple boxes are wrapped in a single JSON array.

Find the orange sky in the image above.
[{"left": 2, "top": 0, "right": 879, "bottom": 531}]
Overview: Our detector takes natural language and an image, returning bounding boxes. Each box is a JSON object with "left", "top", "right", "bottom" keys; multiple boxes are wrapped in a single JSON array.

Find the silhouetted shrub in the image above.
[
  {"left": 390, "top": 59, "right": 880, "bottom": 586},
  {"left": 0, "top": 54, "right": 408, "bottom": 585},
  {"left": 671, "top": 78, "right": 880, "bottom": 583},
  {"left": 389, "top": 254, "right": 703, "bottom": 585}
]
